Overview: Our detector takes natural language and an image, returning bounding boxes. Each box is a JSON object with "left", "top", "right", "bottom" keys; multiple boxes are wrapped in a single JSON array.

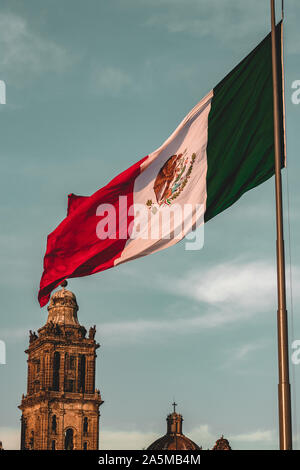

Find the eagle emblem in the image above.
[{"left": 146, "top": 151, "right": 196, "bottom": 212}]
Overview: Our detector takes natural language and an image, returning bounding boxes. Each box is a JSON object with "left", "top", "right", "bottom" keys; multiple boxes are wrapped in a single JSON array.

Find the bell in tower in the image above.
[{"left": 19, "top": 281, "right": 103, "bottom": 450}]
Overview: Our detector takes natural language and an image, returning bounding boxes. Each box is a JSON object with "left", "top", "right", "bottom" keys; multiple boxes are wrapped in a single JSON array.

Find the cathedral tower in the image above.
[{"left": 19, "top": 281, "right": 103, "bottom": 450}]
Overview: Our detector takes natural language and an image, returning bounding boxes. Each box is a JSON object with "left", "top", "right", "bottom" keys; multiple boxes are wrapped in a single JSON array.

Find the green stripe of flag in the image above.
[{"left": 205, "top": 22, "right": 284, "bottom": 222}]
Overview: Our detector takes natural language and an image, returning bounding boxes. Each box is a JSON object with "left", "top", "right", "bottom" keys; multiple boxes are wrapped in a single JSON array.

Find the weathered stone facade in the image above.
[{"left": 19, "top": 282, "right": 103, "bottom": 450}]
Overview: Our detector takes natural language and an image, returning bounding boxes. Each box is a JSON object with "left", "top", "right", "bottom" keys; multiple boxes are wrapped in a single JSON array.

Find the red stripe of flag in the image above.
[{"left": 38, "top": 155, "right": 148, "bottom": 307}]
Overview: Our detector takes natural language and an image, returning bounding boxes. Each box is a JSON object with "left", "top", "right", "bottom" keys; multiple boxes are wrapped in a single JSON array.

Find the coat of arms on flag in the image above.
[{"left": 146, "top": 151, "right": 197, "bottom": 211}]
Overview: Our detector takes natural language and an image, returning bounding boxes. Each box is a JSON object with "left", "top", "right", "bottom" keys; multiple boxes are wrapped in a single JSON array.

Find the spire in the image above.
[
  {"left": 46, "top": 281, "right": 79, "bottom": 326},
  {"left": 166, "top": 403, "right": 183, "bottom": 435}
]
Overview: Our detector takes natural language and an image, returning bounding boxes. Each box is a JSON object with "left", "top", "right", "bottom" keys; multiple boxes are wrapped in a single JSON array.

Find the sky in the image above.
[{"left": 0, "top": 0, "right": 300, "bottom": 450}]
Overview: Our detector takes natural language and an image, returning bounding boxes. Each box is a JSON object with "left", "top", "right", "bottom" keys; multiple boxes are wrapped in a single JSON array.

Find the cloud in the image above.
[
  {"left": 169, "top": 260, "right": 279, "bottom": 311},
  {"left": 98, "top": 425, "right": 278, "bottom": 450},
  {"left": 90, "top": 64, "right": 133, "bottom": 96},
  {"left": 1, "top": 327, "right": 29, "bottom": 342},
  {"left": 231, "top": 341, "right": 266, "bottom": 362},
  {"left": 189, "top": 424, "right": 216, "bottom": 449},
  {"left": 0, "top": 12, "right": 72, "bottom": 83},
  {"left": 0, "top": 425, "right": 210, "bottom": 450},
  {"left": 190, "top": 425, "right": 277, "bottom": 450},
  {"left": 100, "top": 430, "right": 158, "bottom": 450},
  {"left": 144, "top": 0, "right": 270, "bottom": 43},
  {"left": 228, "top": 429, "right": 278, "bottom": 449},
  {"left": 0, "top": 427, "right": 19, "bottom": 450},
  {"left": 128, "top": 0, "right": 300, "bottom": 55},
  {"left": 191, "top": 425, "right": 276, "bottom": 450},
  {"left": 219, "top": 340, "right": 269, "bottom": 372},
  {"left": 230, "top": 429, "right": 273, "bottom": 443},
  {"left": 170, "top": 259, "right": 300, "bottom": 315},
  {"left": 3, "top": 259, "right": 299, "bottom": 347},
  {"left": 97, "top": 259, "right": 300, "bottom": 346},
  {"left": 98, "top": 306, "right": 254, "bottom": 347},
  {"left": 0, "top": 425, "right": 281, "bottom": 450}
]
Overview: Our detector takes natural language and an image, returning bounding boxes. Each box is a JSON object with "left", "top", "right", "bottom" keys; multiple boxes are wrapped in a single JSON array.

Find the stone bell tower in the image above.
[{"left": 19, "top": 281, "right": 103, "bottom": 450}]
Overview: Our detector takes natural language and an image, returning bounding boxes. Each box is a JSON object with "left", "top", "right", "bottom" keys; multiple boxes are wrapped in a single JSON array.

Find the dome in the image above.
[
  {"left": 46, "top": 281, "right": 79, "bottom": 326},
  {"left": 147, "top": 404, "right": 201, "bottom": 451},
  {"left": 147, "top": 432, "right": 201, "bottom": 451},
  {"left": 49, "top": 287, "right": 77, "bottom": 307},
  {"left": 212, "top": 435, "right": 231, "bottom": 450}
]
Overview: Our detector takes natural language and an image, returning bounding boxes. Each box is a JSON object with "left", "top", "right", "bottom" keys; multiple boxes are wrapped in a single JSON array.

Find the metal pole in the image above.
[{"left": 270, "top": 0, "right": 292, "bottom": 450}]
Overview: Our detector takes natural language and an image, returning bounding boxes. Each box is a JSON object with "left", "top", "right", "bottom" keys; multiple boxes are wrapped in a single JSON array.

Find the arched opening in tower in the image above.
[{"left": 64, "top": 428, "right": 74, "bottom": 450}]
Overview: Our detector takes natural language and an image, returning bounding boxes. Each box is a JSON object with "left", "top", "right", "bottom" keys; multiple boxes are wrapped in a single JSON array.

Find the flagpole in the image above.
[{"left": 270, "top": 0, "right": 292, "bottom": 450}]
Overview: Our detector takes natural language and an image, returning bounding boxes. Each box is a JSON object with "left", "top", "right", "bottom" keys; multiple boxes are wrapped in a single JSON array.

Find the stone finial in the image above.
[
  {"left": 29, "top": 330, "right": 38, "bottom": 343},
  {"left": 89, "top": 325, "right": 96, "bottom": 339}
]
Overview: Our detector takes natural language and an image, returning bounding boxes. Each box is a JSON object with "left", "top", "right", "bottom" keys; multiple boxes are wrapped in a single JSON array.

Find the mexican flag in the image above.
[{"left": 38, "top": 23, "right": 285, "bottom": 307}]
